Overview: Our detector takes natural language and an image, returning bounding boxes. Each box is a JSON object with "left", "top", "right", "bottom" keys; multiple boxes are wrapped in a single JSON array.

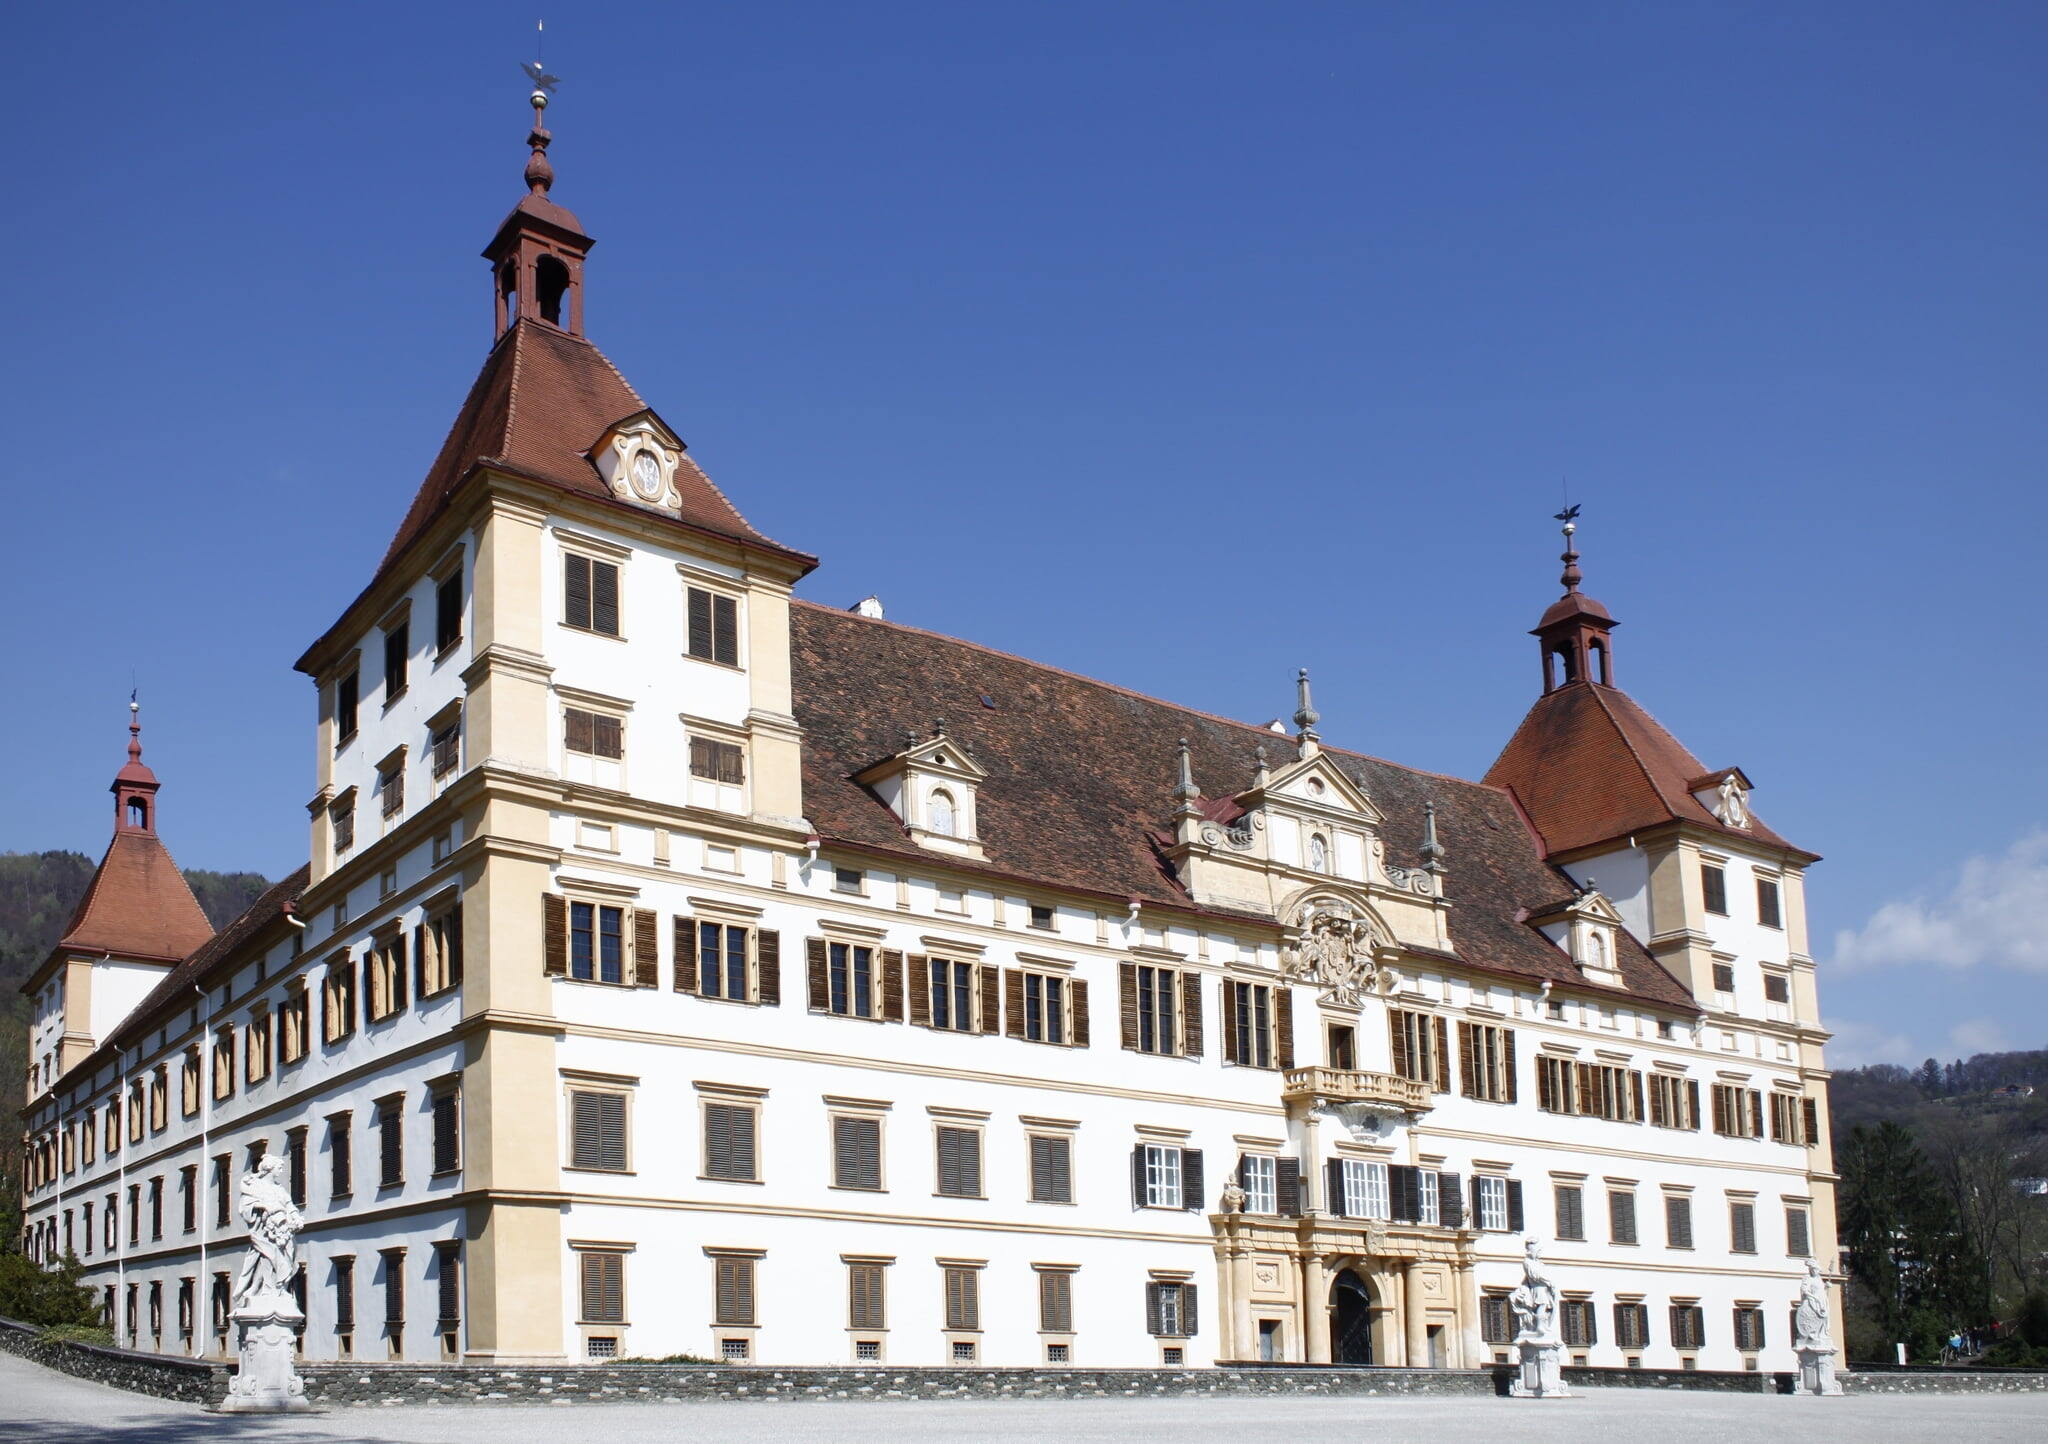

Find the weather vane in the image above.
[
  {"left": 523, "top": 19, "right": 562, "bottom": 114},
  {"left": 1554, "top": 502, "right": 1580, "bottom": 533}
]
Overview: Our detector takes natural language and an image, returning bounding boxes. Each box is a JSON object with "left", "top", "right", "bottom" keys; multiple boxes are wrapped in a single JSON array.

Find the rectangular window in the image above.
[
  {"left": 1481, "top": 1292, "right": 1513, "bottom": 1345},
  {"left": 1733, "top": 1305, "right": 1765, "bottom": 1352},
  {"left": 569, "top": 901, "right": 625, "bottom": 985},
  {"left": 834, "top": 866, "right": 864, "bottom": 894},
  {"left": 1763, "top": 973, "right": 1790, "bottom": 1005},
  {"left": 1701, "top": 864, "right": 1727, "bottom": 915},
  {"left": 1572, "top": 1062, "right": 1644, "bottom": 1123},
  {"left": 1146, "top": 1281, "right": 1195, "bottom": 1337},
  {"left": 832, "top": 1115, "right": 882, "bottom": 1191},
  {"left": 1670, "top": 1303, "right": 1705, "bottom": 1350},
  {"left": 149, "top": 1177, "right": 163, "bottom": 1240},
  {"left": 419, "top": 907, "right": 462, "bottom": 998},
  {"left": 1712, "top": 962, "right": 1736, "bottom": 993},
  {"left": 334, "top": 1256, "right": 356, "bottom": 1336},
  {"left": 564, "top": 708, "right": 624, "bottom": 761},
  {"left": 329, "top": 1114, "right": 353, "bottom": 1197},
  {"left": 1711, "top": 1084, "right": 1765, "bottom": 1139},
  {"left": 686, "top": 586, "right": 740, "bottom": 665},
  {"left": 1224, "top": 980, "right": 1275, "bottom": 1069},
  {"left": 212, "top": 1029, "right": 235, "bottom": 1100},
  {"left": 1666, "top": 1194, "right": 1695, "bottom": 1249},
  {"left": 367, "top": 934, "right": 408, "bottom": 1020},
  {"left": 1648, "top": 1073, "right": 1700, "bottom": 1130},
  {"left": 376, "top": 1097, "right": 403, "bottom": 1188},
  {"left": 1416, "top": 1167, "right": 1443, "bottom": 1226},
  {"left": 434, "top": 570, "right": 463, "bottom": 652},
  {"left": 323, "top": 958, "right": 357, "bottom": 1042},
  {"left": 429, "top": 719, "right": 460, "bottom": 779},
  {"left": 703, "top": 1101, "right": 759, "bottom": 1182},
  {"left": 1028, "top": 1134, "right": 1073, "bottom": 1204},
  {"left": 435, "top": 1242, "right": 461, "bottom": 1338},
  {"left": 1339, "top": 1158, "right": 1390, "bottom": 1220},
  {"left": 1730, "top": 1200, "right": 1757, "bottom": 1254},
  {"left": 828, "top": 941, "right": 875, "bottom": 1018},
  {"left": 432, "top": 1089, "right": 460, "bottom": 1175},
  {"left": 1615, "top": 1301, "right": 1650, "bottom": 1350},
  {"left": 1457, "top": 1021, "right": 1517, "bottom": 1102},
  {"left": 1141, "top": 1143, "right": 1184, "bottom": 1209},
  {"left": 580, "top": 1251, "right": 625, "bottom": 1324},
  {"left": 1786, "top": 1204, "right": 1813, "bottom": 1257},
  {"left": 935, "top": 1125, "right": 983, "bottom": 1198},
  {"left": 1029, "top": 904, "right": 1055, "bottom": 930},
  {"left": 927, "top": 957, "right": 978, "bottom": 1033},
  {"left": 1389, "top": 1009, "right": 1449, "bottom": 1091},
  {"left": 944, "top": 1266, "right": 980, "bottom": 1332},
  {"left": 180, "top": 1165, "right": 197, "bottom": 1233},
  {"left": 689, "top": 737, "right": 746, "bottom": 785},
  {"left": 382, "top": 1249, "right": 406, "bottom": 1350},
  {"left": 713, "top": 1255, "right": 755, "bottom": 1326},
  {"left": 379, "top": 759, "right": 404, "bottom": 819},
  {"left": 1562, "top": 1298, "right": 1596, "bottom": 1348},
  {"left": 336, "top": 670, "right": 360, "bottom": 743},
  {"left": 1476, "top": 1175, "right": 1510, "bottom": 1232},
  {"left": 212, "top": 1155, "right": 231, "bottom": 1228},
  {"left": 1756, "top": 878, "right": 1782, "bottom": 928},
  {"left": 1608, "top": 1189, "right": 1638, "bottom": 1245},
  {"left": 1239, "top": 1154, "right": 1278, "bottom": 1215},
  {"left": 1021, "top": 971, "right": 1067, "bottom": 1044},
  {"left": 1133, "top": 965, "right": 1179, "bottom": 1056},
  {"left": 1770, "top": 1092, "right": 1805, "bottom": 1143},
  {"left": 1555, "top": 1183, "right": 1585, "bottom": 1241},
  {"left": 697, "top": 922, "right": 753, "bottom": 1000},
  {"left": 563, "top": 554, "right": 620, "bottom": 636},
  {"left": 279, "top": 989, "right": 309, "bottom": 1065},
  {"left": 1327, "top": 1024, "right": 1357, "bottom": 1070},
  {"left": 286, "top": 1129, "right": 307, "bottom": 1207},
  {"left": 848, "top": 1262, "right": 887, "bottom": 1330},
  {"left": 568, "top": 1090, "right": 629, "bottom": 1172},
  {"left": 383, "top": 623, "right": 409, "bottom": 700},
  {"left": 1039, "top": 1269, "right": 1074, "bottom": 1333}
]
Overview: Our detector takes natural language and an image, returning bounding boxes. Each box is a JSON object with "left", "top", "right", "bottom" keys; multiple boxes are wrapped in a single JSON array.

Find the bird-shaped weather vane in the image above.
[
  {"left": 523, "top": 20, "right": 561, "bottom": 113},
  {"left": 1554, "top": 503, "right": 1580, "bottom": 529}
]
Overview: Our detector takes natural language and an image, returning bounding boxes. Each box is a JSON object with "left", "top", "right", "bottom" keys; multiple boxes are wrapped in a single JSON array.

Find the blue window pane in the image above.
[
  {"left": 570, "top": 902, "right": 594, "bottom": 981},
  {"left": 599, "top": 907, "right": 622, "bottom": 984}
]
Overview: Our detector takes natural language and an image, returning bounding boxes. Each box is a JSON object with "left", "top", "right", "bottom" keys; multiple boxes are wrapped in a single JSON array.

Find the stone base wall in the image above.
[
  {"left": 1547, "top": 1364, "right": 1785, "bottom": 1393},
  {"left": 0, "top": 1318, "right": 229, "bottom": 1405},
  {"left": 1843, "top": 1370, "right": 2048, "bottom": 1394}
]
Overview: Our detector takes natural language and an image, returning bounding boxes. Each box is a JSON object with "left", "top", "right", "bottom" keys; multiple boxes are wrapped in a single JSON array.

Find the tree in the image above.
[
  {"left": 0, "top": 1251, "right": 101, "bottom": 1329},
  {"left": 1838, "top": 1121, "right": 1975, "bottom": 1357},
  {"left": 1915, "top": 1059, "right": 1943, "bottom": 1098}
]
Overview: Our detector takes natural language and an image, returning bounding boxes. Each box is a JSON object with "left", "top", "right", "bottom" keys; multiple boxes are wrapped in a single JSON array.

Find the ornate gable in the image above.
[{"left": 851, "top": 724, "right": 989, "bottom": 859}]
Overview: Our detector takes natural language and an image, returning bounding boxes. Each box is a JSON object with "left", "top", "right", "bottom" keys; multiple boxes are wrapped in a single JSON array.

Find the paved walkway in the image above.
[{"left": 4, "top": 1353, "right": 2047, "bottom": 1444}]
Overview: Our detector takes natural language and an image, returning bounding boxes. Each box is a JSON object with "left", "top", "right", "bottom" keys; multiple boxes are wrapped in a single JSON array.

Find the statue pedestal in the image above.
[
  {"left": 1509, "top": 1333, "right": 1570, "bottom": 1398},
  {"left": 1794, "top": 1343, "right": 1843, "bottom": 1397},
  {"left": 213, "top": 1298, "right": 315, "bottom": 1414}
]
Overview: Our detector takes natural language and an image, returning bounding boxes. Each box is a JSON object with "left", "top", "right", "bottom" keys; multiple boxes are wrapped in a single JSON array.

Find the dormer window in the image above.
[
  {"left": 929, "top": 789, "right": 958, "bottom": 837},
  {"left": 853, "top": 729, "right": 988, "bottom": 859}
]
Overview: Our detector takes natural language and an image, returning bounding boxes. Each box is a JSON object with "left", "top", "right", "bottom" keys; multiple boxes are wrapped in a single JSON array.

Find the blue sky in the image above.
[{"left": 3, "top": 2, "right": 2042, "bottom": 1068}]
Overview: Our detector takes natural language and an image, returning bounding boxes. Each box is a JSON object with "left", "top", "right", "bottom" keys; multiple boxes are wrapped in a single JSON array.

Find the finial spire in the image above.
[
  {"left": 1421, "top": 800, "right": 1446, "bottom": 874},
  {"left": 520, "top": 32, "right": 563, "bottom": 196},
  {"left": 127, "top": 691, "right": 142, "bottom": 764},
  {"left": 1251, "top": 743, "right": 1270, "bottom": 789},
  {"left": 1293, "top": 668, "right": 1321, "bottom": 758},
  {"left": 1171, "top": 738, "right": 1200, "bottom": 815},
  {"left": 1554, "top": 503, "right": 1582, "bottom": 594}
]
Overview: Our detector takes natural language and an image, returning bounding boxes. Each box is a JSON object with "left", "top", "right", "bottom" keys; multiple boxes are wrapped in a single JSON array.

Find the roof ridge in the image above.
[
  {"left": 1584, "top": 684, "right": 1674, "bottom": 816},
  {"left": 790, "top": 599, "right": 1515, "bottom": 801}
]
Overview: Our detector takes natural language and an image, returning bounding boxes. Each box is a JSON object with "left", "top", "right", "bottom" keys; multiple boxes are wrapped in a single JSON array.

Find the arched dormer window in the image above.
[
  {"left": 928, "top": 788, "right": 957, "bottom": 837},
  {"left": 1586, "top": 932, "right": 1606, "bottom": 969},
  {"left": 1307, "top": 833, "right": 1329, "bottom": 873}
]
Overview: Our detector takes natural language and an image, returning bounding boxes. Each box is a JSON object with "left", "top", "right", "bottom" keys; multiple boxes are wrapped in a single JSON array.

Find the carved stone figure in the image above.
[
  {"left": 1793, "top": 1259, "right": 1842, "bottom": 1396},
  {"left": 1286, "top": 905, "right": 1381, "bottom": 1006},
  {"left": 215, "top": 1152, "right": 313, "bottom": 1414},
  {"left": 1715, "top": 775, "right": 1750, "bottom": 828},
  {"left": 1219, "top": 1180, "right": 1247, "bottom": 1214},
  {"left": 1507, "top": 1239, "right": 1570, "bottom": 1399}
]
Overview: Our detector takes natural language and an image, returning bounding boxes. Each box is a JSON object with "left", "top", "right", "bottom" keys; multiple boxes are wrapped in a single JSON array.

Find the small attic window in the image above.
[
  {"left": 933, "top": 753, "right": 949, "bottom": 768},
  {"left": 929, "top": 789, "right": 958, "bottom": 837},
  {"left": 1306, "top": 778, "right": 1325, "bottom": 797},
  {"left": 1585, "top": 932, "right": 1607, "bottom": 970}
]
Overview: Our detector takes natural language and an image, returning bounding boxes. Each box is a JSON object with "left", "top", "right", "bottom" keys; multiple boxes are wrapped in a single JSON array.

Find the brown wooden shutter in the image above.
[
  {"left": 591, "top": 561, "right": 619, "bottom": 636},
  {"left": 543, "top": 894, "right": 567, "bottom": 976},
  {"left": 1506, "top": 1179, "right": 1525, "bottom": 1232},
  {"left": 1071, "top": 979, "right": 1090, "bottom": 1046},
  {"left": 1131, "top": 1144, "right": 1148, "bottom": 1207},
  {"left": 632, "top": 908, "right": 659, "bottom": 988},
  {"left": 1432, "top": 1015, "right": 1450, "bottom": 1092},
  {"left": 1390, "top": 1164, "right": 1417, "bottom": 1222},
  {"left": 1457, "top": 1021, "right": 1475, "bottom": 1096},
  {"left": 806, "top": 937, "right": 828, "bottom": 1011},
  {"left": 1039, "top": 1270, "right": 1072, "bottom": 1333},
  {"left": 393, "top": 933, "right": 408, "bottom": 1009},
  {"left": 833, "top": 1116, "right": 881, "bottom": 1190},
  {"left": 1275, "top": 987, "right": 1294, "bottom": 1070},
  {"left": 447, "top": 902, "right": 463, "bottom": 986},
  {"left": 1325, "top": 1159, "right": 1348, "bottom": 1217},
  {"left": 413, "top": 924, "right": 427, "bottom": 997},
  {"left": 687, "top": 587, "right": 713, "bottom": 659},
  {"left": 907, "top": 955, "right": 932, "bottom": 1027},
  {"left": 673, "top": 917, "right": 697, "bottom": 993},
  {"left": 580, "top": 1251, "right": 623, "bottom": 1324},
  {"left": 564, "top": 554, "right": 591, "bottom": 630},
  {"left": 1648, "top": 1075, "right": 1667, "bottom": 1126},
  {"left": 1181, "top": 972, "right": 1204, "bottom": 1058},
  {"left": 1144, "top": 1281, "right": 1163, "bottom": 1334},
  {"left": 1275, "top": 1157, "right": 1302, "bottom": 1216},
  {"left": 1118, "top": 963, "right": 1139, "bottom": 1050},
  {"left": 1629, "top": 1070, "right": 1645, "bottom": 1123},
  {"left": 1220, "top": 981, "right": 1240, "bottom": 1066},
  {"left": 1502, "top": 1028, "right": 1518, "bottom": 1103},
  {"left": 1801, "top": 1096, "right": 1819, "bottom": 1147},
  {"left": 1004, "top": 969, "right": 1025, "bottom": 1039},
  {"left": 1438, "top": 1171, "right": 1465, "bottom": 1228},
  {"left": 713, "top": 595, "right": 739, "bottom": 666},
  {"left": 1181, "top": 1148, "right": 1204, "bottom": 1212},
  {"left": 881, "top": 950, "right": 905, "bottom": 1022},
  {"left": 1747, "top": 1089, "right": 1764, "bottom": 1138},
  {"left": 714, "top": 1256, "right": 754, "bottom": 1326},
  {"left": 1390, "top": 1011, "right": 1411, "bottom": 1080},
  {"left": 977, "top": 964, "right": 1001, "bottom": 1034},
  {"left": 564, "top": 708, "right": 592, "bottom": 754},
  {"left": 756, "top": 930, "right": 780, "bottom": 1006}
]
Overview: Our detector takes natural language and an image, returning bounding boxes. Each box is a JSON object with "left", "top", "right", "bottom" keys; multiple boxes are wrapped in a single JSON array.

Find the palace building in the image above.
[{"left": 18, "top": 96, "right": 1840, "bottom": 1374}]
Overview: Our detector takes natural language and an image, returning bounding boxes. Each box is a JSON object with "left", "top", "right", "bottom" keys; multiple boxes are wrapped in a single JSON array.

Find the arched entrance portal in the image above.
[{"left": 1331, "top": 1268, "right": 1374, "bottom": 1365}]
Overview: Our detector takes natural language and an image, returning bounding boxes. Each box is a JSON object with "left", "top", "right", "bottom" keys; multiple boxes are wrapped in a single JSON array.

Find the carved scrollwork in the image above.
[
  {"left": 1198, "top": 809, "right": 1264, "bottom": 853},
  {"left": 1370, "top": 837, "right": 1433, "bottom": 895},
  {"left": 1282, "top": 896, "right": 1385, "bottom": 1007}
]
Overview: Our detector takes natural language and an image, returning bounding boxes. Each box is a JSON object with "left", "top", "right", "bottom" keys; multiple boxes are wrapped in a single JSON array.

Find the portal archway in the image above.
[{"left": 1331, "top": 1268, "right": 1374, "bottom": 1365}]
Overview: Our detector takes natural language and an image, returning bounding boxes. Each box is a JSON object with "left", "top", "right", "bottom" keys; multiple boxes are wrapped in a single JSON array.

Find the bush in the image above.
[
  {"left": 0, "top": 1252, "right": 100, "bottom": 1330},
  {"left": 619, "top": 1353, "right": 717, "bottom": 1364},
  {"left": 37, "top": 1324, "right": 115, "bottom": 1347}
]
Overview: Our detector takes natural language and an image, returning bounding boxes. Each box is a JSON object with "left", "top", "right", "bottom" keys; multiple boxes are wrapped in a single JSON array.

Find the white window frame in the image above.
[
  {"left": 1476, "top": 1175, "right": 1509, "bottom": 1232},
  {"left": 1240, "top": 1155, "right": 1277, "bottom": 1216},
  {"left": 1416, "top": 1167, "right": 1441, "bottom": 1226},
  {"left": 1143, "top": 1143, "right": 1183, "bottom": 1210},
  {"left": 1341, "top": 1158, "right": 1389, "bottom": 1220}
]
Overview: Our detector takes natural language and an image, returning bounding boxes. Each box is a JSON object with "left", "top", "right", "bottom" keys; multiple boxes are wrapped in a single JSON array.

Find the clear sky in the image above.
[{"left": 3, "top": 2, "right": 2042, "bottom": 1069}]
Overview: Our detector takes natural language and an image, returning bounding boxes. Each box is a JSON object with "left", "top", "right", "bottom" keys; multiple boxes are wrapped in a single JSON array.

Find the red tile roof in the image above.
[
  {"left": 53, "top": 830, "right": 216, "bottom": 965},
  {"left": 1483, "top": 682, "right": 1812, "bottom": 861},
  {"left": 790, "top": 603, "right": 1697, "bottom": 1009}
]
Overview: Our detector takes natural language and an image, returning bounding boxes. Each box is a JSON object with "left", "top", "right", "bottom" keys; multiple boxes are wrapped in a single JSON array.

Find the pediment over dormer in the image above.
[
  {"left": 589, "top": 409, "right": 689, "bottom": 516},
  {"left": 1244, "top": 754, "right": 1383, "bottom": 826},
  {"left": 852, "top": 728, "right": 988, "bottom": 858},
  {"left": 1532, "top": 888, "right": 1626, "bottom": 985}
]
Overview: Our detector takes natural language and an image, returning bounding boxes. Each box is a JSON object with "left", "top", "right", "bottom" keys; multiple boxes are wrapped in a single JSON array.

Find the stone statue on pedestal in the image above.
[
  {"left": 1792, "top": 1259, "right": 1842, "bottom": 1396},
  {"left": 214, "top": 1153, "right": 315, "bottom": 1413},
  {"left": 1507, "top": 1238, "right": 1570, "bottom": 1399}
]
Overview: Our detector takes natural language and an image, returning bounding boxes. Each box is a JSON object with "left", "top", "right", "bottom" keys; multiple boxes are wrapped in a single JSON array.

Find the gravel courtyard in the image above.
[{"left": 5, "top": 1353, "right": 2047, "bottom": 1444}]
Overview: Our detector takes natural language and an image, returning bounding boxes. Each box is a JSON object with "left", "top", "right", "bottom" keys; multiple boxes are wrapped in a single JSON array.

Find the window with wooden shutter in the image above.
[
  {"left": 435, "top": 1242, "right": 461, "bottom": 1330},
  {"left": 848, "top": 1262, "right": 886, "bottom": 1329},
  {"left": 1756, "top": 877, "right": 1782, "bottom": 928},
  {"left": 631, "top": 907, "right": 658, "bottom": 988},
  {"left": 703, "top": 1102, "right": 759, "bottom": 1182},
  {"left": 434, "top": 570, "right": 464, "bottom": 653},
  {"left": 1474, "top": 1175, "right": 1509, "bottom": 1231},
  {"left": 1670, "top": 1303, "right": 1705, "bottom": 1350},
  {"left": 1614, "top": 1301, "right": 1649, "bottom": 1350},
  {"left": 1237, "top": 1154, "right": 1278, "bottom": 1214},
  {"left": 383, "top": 623, "right": 409, "bottom": 700},
  {"left": 569, "top": 1090, "right": 629, "bottom": 1172},
  {"left": 926, "top": 957, "right": 977, "bottom": 1032},
  {"left": 1562, "top": 1298, "right": 1596, "bottom": 1348},
  {"left": 563, "top": 555, "right": 620, "bottom": 637},
  {"left": 1389, "top": 1009, "right": 1448, "bottom": 1090},
  {"left": 935, "top": 1125, "right": 983, "bottom": 1198},
  {"left": 579, "top": 1251, "right": 625, "bottom": 1324},
  {"left": 688, "top": 737, "right": 746, "bottom": 786},
  {"left": 1801, "top": 1096, "right": 1820, "bottom": 1147},
  {"left": 1131, "top": 966, "right": 1179, "bottom": 1055},
  {"left": 944, "top": 1265, "right": 980, "bottom": 1331},
  {"left": 1138, "top": 1143, "right": 1183, "bottom": 1209},
  {"left": 1665, "top": 1193, "right": 1694, "bottom": 1249},
  {"left": 566, "top": 901, "right": 626, "bottom": 985},
  {"left": 381, "top": 1248, "right": 406, "bottom": 1335},
  {"left": 1701, "top": 864, "right": 1727, "bottom": 915},
  {"left": 1029, "top": 1134, "right": 1072, "bottom": 1204},
  {"left": 1786, "top": 1204, "right": 1812, "bottom": 1257},
  {"left": 713, "top": 1256, "right": 756, "bottom": 1326},
  {"left": 376, "top": 1097, "right": 403, "bottom": 1188},
  {"left": 329, "top": 1114, "right": 352, "bottom": 1197},
  {"left": 1437, "top": 1170, "right": 1464, "bottom": 1228},
  {"left": 1038, "top": 1269, "right": 1074, "bottom": 1333},
  {"left": 832, "top": 1116, "right": 882, "bottom": 1191},
  {"left": 334, "top": 1255, "right": 355, "bottom": 1333},
  {"left": 1712, "top": 961, "right": 1736, "bottom": 993},
  {"left": 543, "top": 894, "right": 568, "bottom": 978},
  {"left": 1730, "top": 1200, "right": 1757, "bottom": 1253},
  {"left": 431, "top": 1090, "right": 460, "bottom": 1175},
  {"left": 1145, "top": 1280, "right": 1195, "bottom": 1337},
  {"left": 824, "top": 941, "right": 877, "bottom": 1018},
  {"left": 1608, "top": 1189, "right": 1637, "bottom": 1244},
  {"left": 1536, "top": 1054, "right": 1575, "bottom": 1114},
  {"left": 1480, "top": 1292, "right": 1513, "bottom": 1345},
  {"left": 686, "top": 586, "right": 740, "bottom": 666},
  {"left": 336, "top": 670, "right": 360, "bottom": 742},
  {"left": 1458, "top": 1022, "right": 1516, "bottom": 1102},
  {"left": 1555, "top": 1184, "right": 1585, "bottom": 1241},
  {"left": 1732, "top": 1305, "right": 1764, "bottom": 1351},
  {"left": 1224, "top": 980, "right": 1275, "bottom": 1068}
]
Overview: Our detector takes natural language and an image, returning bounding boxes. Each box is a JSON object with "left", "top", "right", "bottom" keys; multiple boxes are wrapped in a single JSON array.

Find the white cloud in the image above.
[
  {"left": 1831, "top": 830, "right": 2048, "bottom": 973},
  {"left": 1827, "top": 1018, "right": 1919, "bottom": 1068},
  {"left": 1947, "top": 1018, "right": 2014, "bottom": 1055}
]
